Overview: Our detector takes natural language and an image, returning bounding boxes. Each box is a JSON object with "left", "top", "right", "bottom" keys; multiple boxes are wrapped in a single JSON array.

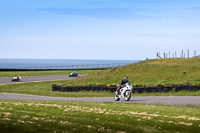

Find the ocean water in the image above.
[{"left": 0, "top": 59, "right": 139, "bottom": 69}]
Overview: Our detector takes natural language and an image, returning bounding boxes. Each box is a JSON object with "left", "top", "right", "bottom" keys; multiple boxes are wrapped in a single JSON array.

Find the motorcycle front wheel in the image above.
[
  {"left": 124, "top": 91, "right": 131, "bottom": 101},
  {"left": 114, "top": 94, "right": 120, "bottom": 101}
]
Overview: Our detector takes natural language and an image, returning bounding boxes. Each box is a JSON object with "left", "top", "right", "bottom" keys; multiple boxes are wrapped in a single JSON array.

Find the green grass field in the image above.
[{"left": 1, "top": 100, "right": 200, "bottom": 133}]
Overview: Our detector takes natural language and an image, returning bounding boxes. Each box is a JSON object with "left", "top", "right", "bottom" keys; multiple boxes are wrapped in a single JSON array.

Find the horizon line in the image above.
[{"left": 0, "top": 58, "right": 140, "bottom": 61}]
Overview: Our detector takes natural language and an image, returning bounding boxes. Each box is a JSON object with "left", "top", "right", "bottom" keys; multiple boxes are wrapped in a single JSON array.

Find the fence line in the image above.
[
  {"left": 0, "top": 63, "right": 132, "bottom": 70},
  {"left": 156, "top": 49, "right": 198, "bottom": 60}
]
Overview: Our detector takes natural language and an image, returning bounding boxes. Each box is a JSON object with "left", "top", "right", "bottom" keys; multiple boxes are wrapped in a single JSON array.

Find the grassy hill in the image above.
[{"left": 62, "top": 58, "right": 200, "bottom": 86}]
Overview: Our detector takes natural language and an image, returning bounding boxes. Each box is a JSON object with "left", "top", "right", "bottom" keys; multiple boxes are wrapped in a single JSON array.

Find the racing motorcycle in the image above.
[
  {"left": 115, "top": 83, "right": 133, "bottom": 101},
  {"left": 11, "top": 76, "right": 21, "bottom": 81}
]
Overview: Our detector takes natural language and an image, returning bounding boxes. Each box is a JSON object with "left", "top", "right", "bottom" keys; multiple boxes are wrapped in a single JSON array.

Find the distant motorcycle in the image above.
[
  {"left": 69, "top": 72, "right": 78, "bottom": 77},
  {"left": 12, "top": 76, "right": 21, "bottom": 81},
  {"left": 115, "top": 83, "right": 133, "bottom": 101}
]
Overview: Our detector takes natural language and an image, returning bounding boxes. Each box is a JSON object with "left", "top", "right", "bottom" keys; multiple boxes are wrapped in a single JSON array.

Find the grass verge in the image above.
[
  {"left": 0, "top": 100, "right": 200, "bottom": 133},
  {"left": 0, "top": 81, "right": 114, "bottom": 97}
]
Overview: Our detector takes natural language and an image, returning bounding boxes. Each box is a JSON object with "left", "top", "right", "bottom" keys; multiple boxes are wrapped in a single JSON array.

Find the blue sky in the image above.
[{"left": 0, "top": 0, "right": 200, "bottom": 60}]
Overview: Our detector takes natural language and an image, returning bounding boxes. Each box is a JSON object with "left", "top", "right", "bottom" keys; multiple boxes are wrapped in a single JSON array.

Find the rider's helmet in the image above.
[{"left": 124, "top": 77, "right": 128, "bottom": 82}]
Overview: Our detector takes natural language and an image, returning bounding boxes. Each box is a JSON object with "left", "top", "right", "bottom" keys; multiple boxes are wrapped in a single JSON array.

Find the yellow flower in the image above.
[{"left": 107, "top": 85, "right": 110, "bottom": 87}]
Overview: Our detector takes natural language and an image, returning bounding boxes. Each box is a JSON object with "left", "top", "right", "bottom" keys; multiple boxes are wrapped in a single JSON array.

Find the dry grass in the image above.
[{"left": 0, "top": 100, "right": 200, "bottom": 133}]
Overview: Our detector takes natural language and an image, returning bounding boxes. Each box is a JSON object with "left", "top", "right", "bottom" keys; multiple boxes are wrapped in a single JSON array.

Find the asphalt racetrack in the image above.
[
  {"left": 0, "top": 93, "right": 200, "bottom": 106},
  {"left": 1, "top": 75, "right": 200, "bottom": 106},
  {"left": 0, "top": 74, "right": 86, "bottom": 85}
]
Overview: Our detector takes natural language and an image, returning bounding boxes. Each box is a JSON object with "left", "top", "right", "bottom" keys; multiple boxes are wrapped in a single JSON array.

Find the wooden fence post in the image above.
[
  {"left": 182, "top": 50, "right": 184, "bottom": 58},
  {"left": 157, "top": 53, "right": 158, "bottom": 60},
  {"left": 194, "top": 50, "right": 196, "bottom": 58},
  {"left": 175, "top": 52, "right": 177, "bottom": 58}
]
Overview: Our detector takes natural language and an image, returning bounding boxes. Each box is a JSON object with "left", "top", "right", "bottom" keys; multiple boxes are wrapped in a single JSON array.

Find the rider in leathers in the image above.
[{"left": 116, "top": 77, "right": 129, "bottom": 95}]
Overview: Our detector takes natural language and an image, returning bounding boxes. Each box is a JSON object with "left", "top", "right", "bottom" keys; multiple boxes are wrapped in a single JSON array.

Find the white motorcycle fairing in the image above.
[{"left": 115, "top": 83, "right": 133, "bottom": 101}]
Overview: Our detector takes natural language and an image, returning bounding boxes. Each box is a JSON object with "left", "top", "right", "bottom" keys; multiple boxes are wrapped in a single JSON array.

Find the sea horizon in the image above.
[
  {"left": 0, "top": 58, "right": 139, "bottom": 69},
  {"left": 0, "top": 58, "right": 139, "bottom": 61}
]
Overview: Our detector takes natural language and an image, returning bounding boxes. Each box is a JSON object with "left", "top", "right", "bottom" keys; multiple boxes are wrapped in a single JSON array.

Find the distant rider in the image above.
[{"left": 116, "top": 77, "right": 130, "bottom": 95}]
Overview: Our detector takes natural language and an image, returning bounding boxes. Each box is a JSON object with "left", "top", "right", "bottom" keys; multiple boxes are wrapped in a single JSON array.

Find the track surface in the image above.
[
  {"left": 0, "top": 74, "right": 86, "bottom": 85},
  {"left": 0, "top": 93, "right": 200, "bottom": 106}
]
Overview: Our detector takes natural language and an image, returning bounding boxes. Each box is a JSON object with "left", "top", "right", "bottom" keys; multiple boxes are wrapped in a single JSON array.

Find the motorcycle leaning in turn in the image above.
[{"left": 115, "top": 83, "right": 133, "bottom": 101}]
